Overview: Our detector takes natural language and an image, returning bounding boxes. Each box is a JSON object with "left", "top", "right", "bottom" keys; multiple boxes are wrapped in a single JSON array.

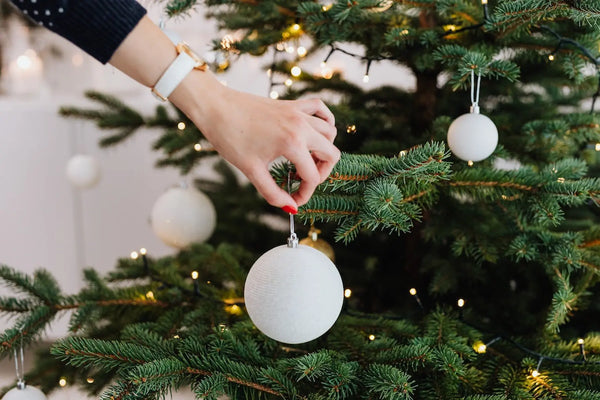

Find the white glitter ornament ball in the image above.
[
  {"left": 447, "top": 112, "right": 498, "bottom": 162},
  {"left": 150, "top": 186, "right": 216, "bottom": 249},
  {"left": 65, "top": 154, "right": 101, "bottom": 189},
  {"left": 244, "top": 244, "right": 344, "bottom": 344},
  {"left": 2, "top": 386, "right": 47, "bottom": 400}
]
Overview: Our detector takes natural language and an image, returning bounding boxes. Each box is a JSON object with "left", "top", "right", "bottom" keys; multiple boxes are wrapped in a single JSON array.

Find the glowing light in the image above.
[
  {"left": 578, "top": 338, "right": 585, "bottom": 345},
  {"left": 177, "top": 122, "right": 186, "bottom": 130},
  {"left": 346, "top": 124, "right": 357, "bottom": 134},
  {"left": 320, "top": 61, "right": 327, "bottom": 69},
  {"left": 468, "top": 160, "right": 474, "bottom": 167},
  {"left": 363, "top": 74, "right": 370, "bottom": 83},
  {"left": 321, "top": 67, "right": 333, "bottom": 79},
  {"left": 344, "top": 288, "right": 352, "bottom": 298},
  {"left": 557, "top": 177, "right": 565, "bottom": 183},
  {"left": 267, "top": 68, "right": 273, "bottom": 77},
  {"left": 368, "top": 334, "right": 376, "bottom": 341},
  {"left": 270, "top": 90, "right": 280, "bottom": 99},
  {"left": 86, "top": 377, "right": 95, "bottom": 384},
  {"left": 548, "top": 54, "right": 555, "bottom": 61},
  {"left": 291, "top": 23, "right": 301, "bottom": 32},
  {"left": 218, "top": 323, "right": 228, "bottom": 332},
  {"left": 399, "top": 150, "right": 407, "bottom": 157},
  {"left": 409, "top": 288, "right": 417, "bottom": 296},
  {"left": 16, "top": 54, "right": 33, "bottom": 70},
  {"left": 130, "top": 251, "right": 139, "bottom": 260},
  {"left": 297, "top": 46, "right": 307, "bottom": 57},
  {"left": 220, "top": 35, "right": 234, "bottom": 50},
  {"left": 194, "top": 143, "right": 203, "bottom": 152},
  {"left": 321, "top": 3, "right": 333, "bottom": 11},
  {"left": 275, "top": 43, "right": 285, "bottom": 51},
  {"left": 226, "top": 304, "right": 243, "bottom": 315},
  {"left": 285, "top": 45, "right": 295, "bottom": 54},
  {"left": 284, "top": 78, "right": 293, "bottom": 87},
  {"left": 191, "top": 271, "right": 199, "bottom": 280},
  {"left": 400, "top": 29, "right": 409, "bottom": 35},
  {"left": 291, "top": 66, "right": 302, "bottom": 77},
  {"left": 146, "top": 291, "right": 155, "bottom": 300},
  {"left": 501, "top": 195, "right": 508, "bottom": 200},
  {"left": 473, "top": 341, "right": 487, "bottom": 353},
  {"left": 457, "top": 298, "right": 465, "bottom": 308},
  {"left": 595, "top": 143, "right": 600, "bottom": 151},
  {"left": 481, "top": 0, "right": 488, "bottom": 4},
  {"left": 173, "top": 335, "right": 180, "bottom": 339},
  {"left": 531, "top": 370, "right": 540, "bottom": 378},
  {"left": 444, "top": 25, "right": 457, "bottom": 32},
  {"left": 72, "top": 53, "right": 84, "bottom": 67},
  {"left": 139, "top": 248, "right": 147, "bottom": 255},
  {"left": 59, "top": 378, "right": 67, "bottom": 387}
]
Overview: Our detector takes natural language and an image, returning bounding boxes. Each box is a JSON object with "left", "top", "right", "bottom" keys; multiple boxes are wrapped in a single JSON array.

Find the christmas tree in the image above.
[{"left": 3, "top": 0, "right": 600, "bottom": 398}]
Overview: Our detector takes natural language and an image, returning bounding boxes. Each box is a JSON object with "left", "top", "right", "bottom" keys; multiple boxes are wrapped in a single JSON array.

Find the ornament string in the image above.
[
  {"left": 470, "top": 69, "right": 482, "bottom": 114},
  {"left": 287, "top": 162, "right": 298, "bottom": 248},
  {"left": 14, "top": 332, "right": 25, "bottom": 389}
]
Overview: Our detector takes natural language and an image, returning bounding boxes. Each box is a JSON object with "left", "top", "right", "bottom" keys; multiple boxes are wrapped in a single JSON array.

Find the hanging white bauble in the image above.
[
  {"left": 150, "top": 186, "right": 216, "bottom": 249},
  {"left": 65, "top": 154, "right": 101, "bottom": 189},
  {"left": 2, "top": 386, "right": 47, "bottom": 400},
  {"left": 244, "top": 244, "right": 344, "bottom": 344},
  {"left": 447, "top": 112, "right": 498, "bottom": 162}
]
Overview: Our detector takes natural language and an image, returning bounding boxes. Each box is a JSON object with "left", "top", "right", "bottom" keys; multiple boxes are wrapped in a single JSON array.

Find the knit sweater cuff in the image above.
[{"left": 52, "top": 0, "right": 147, "bottom": 64}]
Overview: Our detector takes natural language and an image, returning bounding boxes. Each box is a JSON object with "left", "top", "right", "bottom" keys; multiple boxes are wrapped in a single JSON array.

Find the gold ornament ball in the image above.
[{"left": 299, "top": 236, "right": 335, "bottom": 262}]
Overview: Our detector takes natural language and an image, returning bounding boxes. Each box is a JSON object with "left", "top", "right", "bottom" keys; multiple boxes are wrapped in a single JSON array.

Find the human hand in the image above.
[{"left": 170, "top": 70, "right": 340, "bottom": 212}]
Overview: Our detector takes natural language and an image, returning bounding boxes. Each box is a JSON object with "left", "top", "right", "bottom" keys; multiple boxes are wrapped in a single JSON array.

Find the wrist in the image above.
[{"left": 168, "top": 69, "right": 227, "bottom": 135}]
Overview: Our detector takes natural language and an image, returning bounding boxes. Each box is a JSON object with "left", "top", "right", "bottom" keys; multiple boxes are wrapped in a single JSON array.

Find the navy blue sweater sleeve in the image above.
[{"left": 9, "top": 0, "right": 147, "bottom": 64}]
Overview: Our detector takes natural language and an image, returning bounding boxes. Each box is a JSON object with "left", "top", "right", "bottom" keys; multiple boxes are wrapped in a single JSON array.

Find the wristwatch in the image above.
[{"left": 151, "top": 42, "right": 208, "bottom": 102}]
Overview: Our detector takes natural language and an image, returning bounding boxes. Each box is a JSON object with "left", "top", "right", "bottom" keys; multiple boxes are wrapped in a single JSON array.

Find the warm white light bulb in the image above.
[
  {"left": 344, "top": 288, "right": 352, "bottom": 298},
  {"left": 578, "top": 338, "right": 585, "bottom": 345},
  {"left": 194, "top": 143, "right": 202, "bottom": 152},
  {"left": 468, "top": 160, "right": 474, "bottom": 167},
  {"left": 139, "top": 248, "right": 147, "bottom": 255},
  {"left": 86, "top": 377, "right": 95, "bottom": 384},
  {"left": 368, "top": 334, "right": 376, "bottom": 341},
  {"left": 130, "top": 251, "right": 139, "bottom": 260},
  {"left": 297, "top": 46, "right": 307, "bottom": 57},
  {"left": 16, "top": 54, "right": 33, "bottom": 70},
  {"left": 531, "top": 370, "right": 540, "bottom": 378},
  {"left": 177, "top": 122, "right": 186, "bottom": 130},
  {"left": 285, "top": 78, "right": 293, "bottom": 87},
  {"left": 291, "top": 66, "right": 302, "bottom": 77},
  {"left": 191, "top": 271, "right": 199, "bottom": 280},
  {"left": 269, "top": 90, "right": 279, "bottom": 99},
  {"left": 59, "top": 378, "right": 67, "bottom": 387},
  {"left": 409, "top": 288, "right": 417, "bottom": 296},
  {"left": 457, "top": 298, "right": 465, "bottom": 308},
  {"left": 595, "top": 143, "right": 600, "bottom": 151},
  {"left": 363, "top": 74, "right": 370, "bottom": 83}
]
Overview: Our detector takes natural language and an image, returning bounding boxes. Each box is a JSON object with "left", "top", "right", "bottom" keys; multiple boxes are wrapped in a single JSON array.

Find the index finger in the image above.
[{"left": 296, "top": 98, "right": 335, "bottom": 126}]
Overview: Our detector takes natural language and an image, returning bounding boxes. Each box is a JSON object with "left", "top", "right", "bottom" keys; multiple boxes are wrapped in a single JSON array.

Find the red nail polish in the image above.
[{"left": 282, "top": 205, "right": 298, "bottom": 215}]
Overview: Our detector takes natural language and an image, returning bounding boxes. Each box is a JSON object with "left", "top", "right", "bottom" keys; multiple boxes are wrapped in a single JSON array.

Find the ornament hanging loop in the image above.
[
  {"left": 470, "top": 68, "right": 482, "bottom": 114},
  {"left": 286, "top": 162, "right": 298, "bottom": 248},
  {"left": 14, "top": 332, "right": 26, "bottom": 389}
]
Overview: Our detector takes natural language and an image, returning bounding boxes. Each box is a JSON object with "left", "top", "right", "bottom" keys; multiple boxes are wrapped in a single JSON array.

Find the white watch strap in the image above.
[{"left": 152, "top": 51, "right": 197, "bottom": 101}]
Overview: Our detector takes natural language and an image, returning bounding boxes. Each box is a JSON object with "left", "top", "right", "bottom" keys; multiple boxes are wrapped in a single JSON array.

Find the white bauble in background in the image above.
[
  {"left": 2, "top": 386, "right": 47, "bottom": 400},
  {"left": 65, "top": 154, "right": 101, "bottom": 189},
  {"left": 244, "top": 244, "right": 344, "bottom": 344},
  {"left": 447, "top": 112, "right": 498, "bottom": 162},
  {"left": 150, "top": 186, "right": 216, "bottom": 249}
]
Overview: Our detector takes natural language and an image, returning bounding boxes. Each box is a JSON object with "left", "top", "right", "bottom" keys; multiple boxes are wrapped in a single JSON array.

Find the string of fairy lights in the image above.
[{"left": 174, "top": 0, "right": 600, "bottom": 157}]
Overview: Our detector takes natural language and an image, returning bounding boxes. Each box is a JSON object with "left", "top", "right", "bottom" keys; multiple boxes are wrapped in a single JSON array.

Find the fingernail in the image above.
[{"left": 282, "top": 205, "right": 298, "bottom": 215}]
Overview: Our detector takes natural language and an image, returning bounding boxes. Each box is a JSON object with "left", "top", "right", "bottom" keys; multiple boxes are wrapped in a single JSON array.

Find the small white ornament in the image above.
[
  {"left": 65, "top": 154, "right": 101, "bottom": 189},
  {"left": 244, "top": 244, "right": 344, "bottom": 344},
  {"left": 150, "top": 186, "right": 216, "bottom": 249},
  {"left": 2, "top": 386, "right": 47, "bottom": 400},
  {"left": 447, "top": 111, "right": 498, "bottom": 162}
]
